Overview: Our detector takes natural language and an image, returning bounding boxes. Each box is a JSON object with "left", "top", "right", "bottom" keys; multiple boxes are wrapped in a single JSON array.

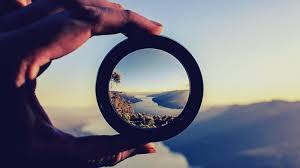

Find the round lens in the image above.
[
  {"left": 96, "top": 35, "right": 203, "bottom": 141},
  {"left": 109, "top": 48, "right": 190, "bottom": 129}
]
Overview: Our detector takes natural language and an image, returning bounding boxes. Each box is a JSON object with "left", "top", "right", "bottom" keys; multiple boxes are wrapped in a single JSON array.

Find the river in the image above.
[{"left": 133, "top": 95, "right": 182, "bottom": 117}]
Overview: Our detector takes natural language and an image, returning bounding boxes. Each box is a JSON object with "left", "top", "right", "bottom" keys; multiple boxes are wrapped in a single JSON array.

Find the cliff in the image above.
[
  {"left": 110, "top": 92, "right": 134, "bottom": 114},
  {"left": 109, "top": 92, "right": 175, "bottom": 129}
]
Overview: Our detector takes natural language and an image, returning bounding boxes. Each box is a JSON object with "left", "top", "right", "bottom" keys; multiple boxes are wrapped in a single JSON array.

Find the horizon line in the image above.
[{"left": 43, "top": 99, "right": 300, "bottom": 109}]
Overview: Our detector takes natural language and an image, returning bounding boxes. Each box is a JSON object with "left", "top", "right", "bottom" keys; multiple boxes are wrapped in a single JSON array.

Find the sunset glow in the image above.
[{"left": 36, "top": 0, "right": 300, "bottom": 108}]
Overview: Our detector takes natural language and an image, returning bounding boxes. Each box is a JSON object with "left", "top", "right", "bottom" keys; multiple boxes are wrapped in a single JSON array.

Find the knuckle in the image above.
[
  {"left": 104, "top": 154, "right": 119, "bottom": 166},
  {"left": 86, "top": 6, "right": 103, "bottom": 20},
  {"left": 124, "top": 10, "right": 134, "bottom": 20},
  {"left": 114, "top": 3, "right": 124, "bottom": 10},
  {"left": 72, "top": 6, "right": 102, "bottom": 23},
  {"left": 76, "top": 6, "right": 105, "bottom": 33},
  {"left": 123, "top": 9, "right": 139, "bottom": 26}
]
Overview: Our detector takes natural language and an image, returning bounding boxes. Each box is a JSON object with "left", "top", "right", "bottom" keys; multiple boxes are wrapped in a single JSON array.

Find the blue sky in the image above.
[
  {"left": 37, "top": 0, "right": 300, "bottom": 107},
  {"left": 111, "top": 49, "right": 189, "bottom": 93}
]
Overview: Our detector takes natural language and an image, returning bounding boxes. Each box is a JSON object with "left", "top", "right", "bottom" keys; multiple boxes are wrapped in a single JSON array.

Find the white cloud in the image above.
[
  {"left": 114, "top": 142, "right": 189, "bottom": 168},
  {"left": 45, "top": 106, "right": 190, "bottom": 168}
]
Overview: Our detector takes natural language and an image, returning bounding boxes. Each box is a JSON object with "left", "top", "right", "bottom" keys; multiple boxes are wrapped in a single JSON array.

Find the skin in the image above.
[{"left": 0, "top": 0, "right": 163, "bottom": 167}]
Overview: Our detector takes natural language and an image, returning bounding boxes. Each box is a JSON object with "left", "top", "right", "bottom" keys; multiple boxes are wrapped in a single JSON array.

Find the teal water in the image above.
[{"left": 132, "top": 95, "right": 182, "bottom": 117}]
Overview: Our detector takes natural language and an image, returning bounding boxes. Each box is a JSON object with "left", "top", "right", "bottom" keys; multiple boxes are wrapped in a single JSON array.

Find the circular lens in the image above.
[
  {"left": 96, "top": 35, "right": 203, "bottom": 141},
  {"left": 109, "top": 49, "right": 190, "bottom": 129}
]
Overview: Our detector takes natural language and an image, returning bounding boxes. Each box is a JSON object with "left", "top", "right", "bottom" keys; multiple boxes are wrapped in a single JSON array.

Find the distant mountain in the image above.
[
  {"left": 110, "top": 91, "right": 142, "bottom": 103},
  {"left": 149, "top": 90, "right": 189, "bottom": 109},
  {"left": 121, "top": 94, "right": 142, "bottom": 103},
  {"left": 165, "top": 100, "right": 300, "bottom": 168}
]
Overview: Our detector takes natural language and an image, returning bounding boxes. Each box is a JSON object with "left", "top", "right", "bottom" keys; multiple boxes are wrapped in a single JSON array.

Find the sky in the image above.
[
  {"left": 36, "top": 0, "right": 300, "bottom": 107},
  {"left": 110, "top": 49, "right": 189, "bottom": 93}
]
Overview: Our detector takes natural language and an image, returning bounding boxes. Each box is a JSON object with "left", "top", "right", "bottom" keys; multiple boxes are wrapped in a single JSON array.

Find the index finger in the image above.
[{"left": 121, "top": 10, "right": 163, "bottom": 37}]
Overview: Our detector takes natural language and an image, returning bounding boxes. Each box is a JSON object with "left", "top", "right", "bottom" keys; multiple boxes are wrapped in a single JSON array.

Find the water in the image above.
[{"left": 133, "top": 95, "right": 182, "bottom": 117}]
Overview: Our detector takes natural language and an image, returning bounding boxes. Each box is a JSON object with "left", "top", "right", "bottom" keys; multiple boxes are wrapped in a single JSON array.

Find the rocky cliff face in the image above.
[
  {"left": 109, "top": 92, "right": 175, "bottom": 129},
  {"left": 110, "top": 92, "right": 134, "bottom": 114}
]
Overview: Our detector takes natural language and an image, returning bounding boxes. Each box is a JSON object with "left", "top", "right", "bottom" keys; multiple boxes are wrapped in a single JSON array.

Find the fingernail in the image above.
[
  {"left": 147, "top": 147, "right": 156, "bottom": 153},
  {"left": 15, "top": 79, "right": 23, "bottom": 88},
  {"left": 151, "top": 26, "right": 163, "bottom": 35},
  {"left": 146, "top": 143, "right": 156, "bottom": 149},
  {"left": 151, "top": 20, "right": 163, "bottom": 27},
  {"left": 145, "top": 143, "right": 156, "bottom": 153},
  {"left": 144, "top": 143, "right": 155, "bottom": 148}
]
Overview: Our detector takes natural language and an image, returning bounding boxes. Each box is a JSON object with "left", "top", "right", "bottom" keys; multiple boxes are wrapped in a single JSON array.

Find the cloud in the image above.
[
  {"left": 45, "top": 106, "right": 190, "bottom": 168},
  {"left": 239, "top": 142, "right": 300, "bottom": 166},
  {"left": 114, "top": 142, "right": 189, "bottom": 168}
]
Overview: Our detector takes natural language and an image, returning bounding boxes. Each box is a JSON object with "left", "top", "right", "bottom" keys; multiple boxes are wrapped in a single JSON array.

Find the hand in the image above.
[
  {"left": 14, "top": 0, "right": 162, "bottom": 87},
  {"left": 0, "top": 0, "right": 162, "bottom": 167},
  {"left": 4, "top": 86, "right": 156, "bottom": 168}
]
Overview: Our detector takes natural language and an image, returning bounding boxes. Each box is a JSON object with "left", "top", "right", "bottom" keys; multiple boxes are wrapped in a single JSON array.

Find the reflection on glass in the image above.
[{"left": 109, "top": 49, "right": 190, "bottom": 129}]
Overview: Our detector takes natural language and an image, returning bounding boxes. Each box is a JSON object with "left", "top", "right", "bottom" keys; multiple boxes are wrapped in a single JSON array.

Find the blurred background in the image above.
[{"left": 36, "top": 0, "right": 300, "bottom": 167}]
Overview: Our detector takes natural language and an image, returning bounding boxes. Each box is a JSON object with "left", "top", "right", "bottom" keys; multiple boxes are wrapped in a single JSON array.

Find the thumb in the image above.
[
  {"left": 135, "top": 143, "right": 156, "bottom": 154},
  {"left": 69, "top": 135, "right": 156, "bottom": 167},
  {"left": 28, "top": 56, "right": 50, "bottom": 80},
  {"left": 111, "top": 143, "right": 156, "bottom": 166},
  {"left": 15, "top": 56, "right": 50, "bottom": 87},
  {"left": 119, "top": 143, "right": 156, "bottom": 160}
]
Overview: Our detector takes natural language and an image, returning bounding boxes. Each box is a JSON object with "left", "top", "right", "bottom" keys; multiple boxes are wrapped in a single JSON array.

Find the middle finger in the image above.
[{"left": 85, "top": 0, "right": 124, "bottom": 10}]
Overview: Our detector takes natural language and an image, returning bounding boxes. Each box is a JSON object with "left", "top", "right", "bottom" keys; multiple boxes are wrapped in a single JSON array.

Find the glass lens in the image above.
[{"left": 109, "top": 49, "right": 190, "bottom": 129}]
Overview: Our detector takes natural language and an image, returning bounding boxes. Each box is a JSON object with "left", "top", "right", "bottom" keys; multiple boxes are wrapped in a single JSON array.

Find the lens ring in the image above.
[{"left": 96, "top": 35, "right": 204, "bottom": 142}]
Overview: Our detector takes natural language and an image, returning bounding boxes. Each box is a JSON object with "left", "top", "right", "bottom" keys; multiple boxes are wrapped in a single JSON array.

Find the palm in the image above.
[
  {"left": 9, "top": 82, "right": 75, "bottom": 167},
  {"left": 4, "top": 81, "right": 155, "bottom": 168}
]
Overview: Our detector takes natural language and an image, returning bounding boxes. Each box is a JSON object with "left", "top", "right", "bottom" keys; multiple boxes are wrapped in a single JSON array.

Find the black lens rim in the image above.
[{"left": 96, "top": 35, "right": 204, "bottom": 142}]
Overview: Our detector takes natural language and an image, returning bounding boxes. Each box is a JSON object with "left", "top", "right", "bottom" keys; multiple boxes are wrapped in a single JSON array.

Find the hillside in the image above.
[
  {"left": 109, "top": 92, "right": 134, "bottom": 114},
  {"left": 165, "top": 100, "right": 300, "bottom": 168},
  {"left": 109, "top": 92, "right": 175, "bottom": 128},
  {"left": 110, "top": 91, "right": 142, "bottom": 103},
  {"left": 149, "top": 90, "right": 189, "bottom": 109}
]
